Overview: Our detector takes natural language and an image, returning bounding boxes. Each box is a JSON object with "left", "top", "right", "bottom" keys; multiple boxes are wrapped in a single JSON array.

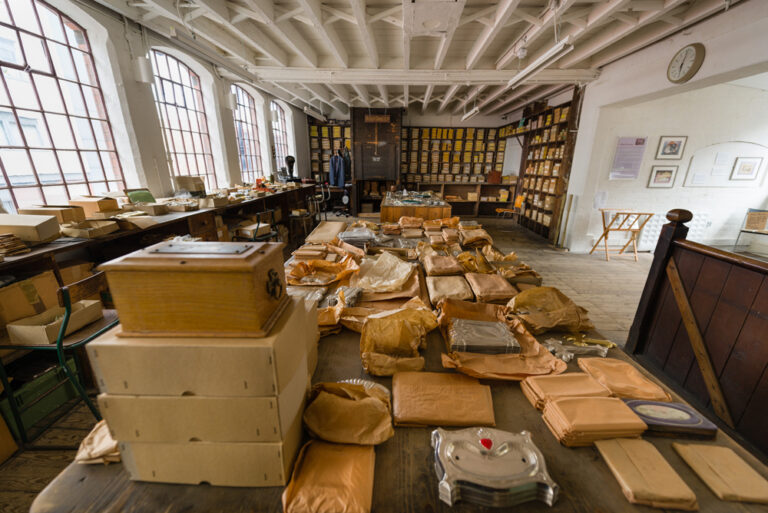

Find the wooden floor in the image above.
[{"left": 0, "top": 217, "right": 652, "bottom": 513}]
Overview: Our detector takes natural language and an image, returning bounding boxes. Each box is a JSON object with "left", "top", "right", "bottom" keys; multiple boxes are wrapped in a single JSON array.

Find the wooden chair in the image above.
[
  {"left": 0, "top": 272, "right": 119, "bottom": 445},
  {"left": 251, "top": 210, "right": 279, "bottom": 243},
  {"left": 589, "top": 209, "right": 654, "bottom": 261}
]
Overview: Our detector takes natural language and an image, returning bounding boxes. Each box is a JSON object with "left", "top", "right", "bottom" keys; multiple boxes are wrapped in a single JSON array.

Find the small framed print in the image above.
[
  {"left": 656, "top": 136, "right": 687, "bottom": 160},
  {"left": 648, "top": 165, "right": 677, "bottom": 188},
  {"left": 730, "top": 157, "right": 762, "bottom": 181}
]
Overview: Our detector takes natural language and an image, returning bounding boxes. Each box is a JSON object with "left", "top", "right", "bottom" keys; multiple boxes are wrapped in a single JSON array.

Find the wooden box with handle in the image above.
[{"left": 100, "top": 241, "right": 288, "bottom": 338}]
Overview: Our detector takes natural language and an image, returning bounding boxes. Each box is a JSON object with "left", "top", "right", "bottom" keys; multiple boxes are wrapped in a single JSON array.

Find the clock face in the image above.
[{"left": 667, "top": 43, "right": 705, "bottom": 83}]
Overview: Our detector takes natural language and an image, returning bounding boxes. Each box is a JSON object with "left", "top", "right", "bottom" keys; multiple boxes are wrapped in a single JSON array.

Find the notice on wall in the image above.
[
  {"left": 609, "top": 137, "right": 647, "bottom": 180},
  {"left": 711, "top": 151, "right": 733, "bottom": 176},
  {"left": 745, "top": 210, "right": 768, "bottom": 232}
]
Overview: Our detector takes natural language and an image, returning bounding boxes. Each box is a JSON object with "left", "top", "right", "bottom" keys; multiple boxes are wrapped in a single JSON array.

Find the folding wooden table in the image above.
[{"left": 590, "top": 209, "right": 653, "bottom": 261}]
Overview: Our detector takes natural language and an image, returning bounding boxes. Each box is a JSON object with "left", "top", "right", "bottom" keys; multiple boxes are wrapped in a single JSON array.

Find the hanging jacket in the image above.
[{"left": 329, "top": 154, "right": 344, "bottom": 186}]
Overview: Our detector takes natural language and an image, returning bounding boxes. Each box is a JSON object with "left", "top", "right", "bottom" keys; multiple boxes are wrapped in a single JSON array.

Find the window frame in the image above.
[
  {"left": 150, "top": 48, "right": 218, "bottom": 191},
  {"left": 270, "top": 100, "right": 290, "bottom": 173},
  {"left": 0, "top": 0, "right": 126, "bottom": 212}
]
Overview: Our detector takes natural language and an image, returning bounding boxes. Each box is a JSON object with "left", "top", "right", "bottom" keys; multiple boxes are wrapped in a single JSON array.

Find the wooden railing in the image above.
[{"left": 627, "top": 209, "right": 768, "bottom": 458}]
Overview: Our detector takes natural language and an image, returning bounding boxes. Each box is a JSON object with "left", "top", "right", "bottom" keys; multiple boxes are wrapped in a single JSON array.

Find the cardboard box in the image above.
[
  {"left": 6, "top": 300, "right": 102, "bottom": 345},
  {"left": 118, "top": 411, "right": 302, "bottom": 487},
  {"left": 87, "top": 298, "right": 308, "bottom": 397},
  {"left": 59, "top": 262, "right": 94, "bottom": 285},
  {"left": 0, "top": 271, "right": 59, "bottom": 335},
  {"left": 174, "top": 176, "right": 206, "bottom": 197},
  {"left": 60, "top": 220, "right": 119, "bottom": 239},
  {"left": 236, "top": 222, "right": 271, "bottom": 239},
  {"left": 69, "top": 196, "right": 119, "bottom": 217},
  {"left": 467, "top": 192, "right": 479, "bottom": 201},
  {"left": 98, "top": 353, "right": 307, "bottom": 443},
  {"left": 18, "top": 205, "right": 85, "bottom": 224},
  {"left": 134, "top": 203, "right": 169, "bottom": 216},
  {"left": 198, "top": 196, "right": 228, "bottom": 208},
  {"left": 0, "top": 214, "right": 60, "bottom": 242}
]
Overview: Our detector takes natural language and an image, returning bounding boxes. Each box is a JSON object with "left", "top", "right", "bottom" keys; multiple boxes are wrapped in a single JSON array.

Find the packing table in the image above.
[
  {"left": 29, "top": 327, "right": 768, "bottom": 513},
  {"left": 379, "top": 196, "right": 451, "bottom": 223}
]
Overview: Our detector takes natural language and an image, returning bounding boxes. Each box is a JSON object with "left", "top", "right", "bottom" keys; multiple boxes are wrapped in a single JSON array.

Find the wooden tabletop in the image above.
[{"left": 29, "top": 326, "right": 768, "bottom": 513}]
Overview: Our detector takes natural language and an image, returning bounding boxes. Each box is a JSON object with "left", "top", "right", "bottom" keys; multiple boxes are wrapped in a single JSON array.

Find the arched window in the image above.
[
  {"left": 270, "top": 100, "right": 289, "bottom": 173},
  {"left": 0, "top": 0, "right": 125, "bottom": 212},
  {"left": 150, "top": 49, "right": 217, "bottom": 190},
  {"left": 231, "top": 84, "right": 263, "bottom": 183}
]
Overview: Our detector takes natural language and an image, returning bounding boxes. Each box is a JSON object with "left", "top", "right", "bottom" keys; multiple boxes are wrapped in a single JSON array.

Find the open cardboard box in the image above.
[
  {"left": 198, "top": 196, "right": 228, "bottom": 208},
  {"left": 68, "top": 196, "right": 120, "bottom": 217},
  {"left": 6, "top": 299, "right": 103, "bottom": 345},
  {"left": 133, "top": 203, "right": 169, "bottom": 216},
  {"left": 0, "top": 214, "right": 60, "bottom": 242},
  {"left": 60, "top": 220, "right": 119, "bottom": 239}
]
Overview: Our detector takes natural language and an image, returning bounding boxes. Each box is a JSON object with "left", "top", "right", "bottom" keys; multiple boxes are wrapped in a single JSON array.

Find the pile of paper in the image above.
[
  {"left": 541, "top": 397, "right": 646, "bottom": 447},
  {"left": 578, "top": 358, "right": 672, "bottom": 401}
]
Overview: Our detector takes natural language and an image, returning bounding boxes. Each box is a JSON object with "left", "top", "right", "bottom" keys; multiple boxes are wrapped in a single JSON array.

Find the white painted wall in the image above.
[
  {"left": 580, "top": 84, "right": 768, "bottom": 250},
  {"left": 565, "top": 0, "right": 768, "bottom": 252}
]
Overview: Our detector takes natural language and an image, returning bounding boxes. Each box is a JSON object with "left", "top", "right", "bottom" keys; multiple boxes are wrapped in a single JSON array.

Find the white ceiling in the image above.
[
  {"left": 101, "top": 0, "right": 740, "bottom": 117},
  {"left": 729, "top": 72, "right": 768, "bottom": 91}
]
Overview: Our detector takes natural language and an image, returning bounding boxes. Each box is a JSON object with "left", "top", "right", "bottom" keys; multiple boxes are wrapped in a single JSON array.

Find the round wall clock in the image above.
[{"left": 667, "top": 43, "right": 705, "bottom": 84}]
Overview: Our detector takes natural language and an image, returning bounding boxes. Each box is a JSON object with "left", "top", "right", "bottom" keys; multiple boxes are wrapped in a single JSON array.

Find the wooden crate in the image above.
[{"left": 100, "top": 241, "right": 289, "bottom": 338}]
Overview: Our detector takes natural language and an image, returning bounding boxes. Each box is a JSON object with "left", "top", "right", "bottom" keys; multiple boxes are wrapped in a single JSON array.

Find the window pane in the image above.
[
  {"left": 60, "top": 80, "right": 86, "bottom": 116},
  {"left": 63, "top": 19, "right": 88, "bottom": 51},
  {"left": 0, "top": 2, "right": 10, "bottom": 25},
  {"left": 46, "top": 113, "right": 75, "bottom": 148},
  {"left": 89, "top": 181, "right": 108, "bottom": 195},
  {"left": 100, "top": 151, "right": 121, "bottom": 180},
  {"left": 20, "top": 33, "right": 51, "bottom": 73},
  {"left": 82, "top": 151, "right": 103, "bottom": 181},
  {"left": 12, "top": 0, "right": 41, "bottom": 35},
  {"left": 14, "top": 186, "right": 43, "bottom": 208},
  {"left": 37, "top": 4, "right": 66, "bottom": 42},
  {"left": 0, "top": 27, "right": 24, "bottom": 66},
  {"left": 67, "top": 182, "right": 88, "bottom": 197},
  {"left": 91, "top": 120, "right": 114, "bottom": 150},
  {"left": 48, "top": 41, "right": 77, "bottom": 81},
  {"left": 42, "top": 184, "right": 67, "bottom": 203},
  {"left": 34, "top": 74, "right": 65, "bottom": 113},
  {"left": 0, "top": 107, "right": 23, "bottom": 145},
  {"left": 1, "top": 148, "right": 34, "bottom": 185},
  {"left": 0, "top": 189, "right": 14, "bottom": 213},
  {"left": 71, "top": 50, "right": 96, "bottom": 86},
  {"left": 30, "top": 149, "right": 61, "bottom": 183},
  {"left": 5, "top": 68, "right": 39, "bottom": 109},
  {"left": 16, "top": 109, "right": 51, "bottom": 148},
  {"left": 72, "top": 117, "right": 96, "bottom": 149},
  {"left": 58, "top": 150, "right": 84, "bottom": 182},
  {"left": 82, "top": 85, "right": 105, "bottom": 118}
]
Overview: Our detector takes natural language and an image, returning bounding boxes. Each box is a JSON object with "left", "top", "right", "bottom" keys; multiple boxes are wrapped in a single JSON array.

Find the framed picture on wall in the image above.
[
  {"left": 648, "top": 165, "right": 677, "bottom": 188},
  {"left": 655, "top": 136, "right": 687, "bottom": 159},
  {"left": 730, "top": 157, "right": 762, "bottom": 181}
]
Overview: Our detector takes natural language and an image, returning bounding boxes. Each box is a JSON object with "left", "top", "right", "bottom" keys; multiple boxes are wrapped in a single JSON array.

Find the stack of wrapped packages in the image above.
[{"left": 87, "top": 241, "right": 316, "bottom": 487}]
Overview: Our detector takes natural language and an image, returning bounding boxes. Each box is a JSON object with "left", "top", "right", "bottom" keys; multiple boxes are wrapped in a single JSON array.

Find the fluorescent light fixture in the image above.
[
  {"left": 507, "top": 36, "right": 574, "bottom": 89},
  {"left": 461, "top": 106, "right": 480, "bottom": 122},
  {"left": 303, "top": 106, "right": 327, "bottom": 123}
]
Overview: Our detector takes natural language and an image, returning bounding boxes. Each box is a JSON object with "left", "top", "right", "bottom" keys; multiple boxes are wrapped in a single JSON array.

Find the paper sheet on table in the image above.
[
  {"left": 283, "top": 441, "right": 375, "bottom": 513},
  {"left": 303, "top": 382, "right": 394, "bottom": 445},
  {"left": 508, "top": 286, "right": 594, "bottom": 334},
  {"left": 673, "top": 443, "right": 768, "bottom": 504},
  {"left": 350, "top": 252, "right": 415, "bottom": 292},
  {"left": 358, "top": 272, "right": 420, "bottom": 302},
  {"left": 596, "top": 439, "right": 698, "bottom": 511}
]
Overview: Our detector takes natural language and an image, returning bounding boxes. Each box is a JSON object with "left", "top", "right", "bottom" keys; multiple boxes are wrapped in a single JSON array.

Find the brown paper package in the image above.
[
  {"left": 508, "top": 286, "right": 594, "bottom": 334},
  {"left": 426, "top": 276, "right": 474, "bottom": 304},
  {"left": 578, "top": 358, "right": 672, "bottom": 401},
  {"left": 596, "top": 438, "right": 698, "bottom": 511},
  {"left": 423, "top": 255, "right": 463, "bottom": 276},
  {"left": 542, "top": 397, "right": 646, "bottom": 447},
  {"left": 282, "top": 441, "right": 375, "bottom": 513},
  {"left": 464, "top": 273, "right": 518, "bottom": 303},
  {"left": 303, "top": 383, "right": 394, "bottom": 446},
  {"left": 520, "top": 373, "right": 611, "bottom": 410},
  {"left": 392, "top": 371, "right": 495, "bottom": 427},
  {"left": 673, "top": 443, "right": 768, "bottom": 504}
]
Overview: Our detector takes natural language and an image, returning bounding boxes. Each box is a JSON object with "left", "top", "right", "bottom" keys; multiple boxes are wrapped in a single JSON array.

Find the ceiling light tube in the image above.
[
  {"left": 461, "top": 106, "right": 480, "bottom": 122},
  {"left": 507, "top": 36, "right": 574, "bottom": 89},
  {"left": 303, "top": 106, "right": 328, "bottom": 123}
]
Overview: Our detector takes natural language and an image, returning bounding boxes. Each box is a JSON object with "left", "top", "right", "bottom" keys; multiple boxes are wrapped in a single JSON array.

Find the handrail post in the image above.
[{"left": 625, "top": 209, "right": 693, "bottom": 353}]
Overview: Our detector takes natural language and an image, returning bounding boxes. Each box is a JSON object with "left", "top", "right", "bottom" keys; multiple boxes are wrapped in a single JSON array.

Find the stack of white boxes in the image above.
[{"left": 86, "top": 245, "right": 319, "bottom": 487}]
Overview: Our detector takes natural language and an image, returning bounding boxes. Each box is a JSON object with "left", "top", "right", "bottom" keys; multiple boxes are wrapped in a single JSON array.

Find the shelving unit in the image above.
[
  {"left": 308, "top": 120, "right": 352, "bottom": 183},
  {"left": 499, "top": 93, "right": 581, "bottom": 241},
  {"left": 398, "top": 126, "right": 513, "bottom": 217}
]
